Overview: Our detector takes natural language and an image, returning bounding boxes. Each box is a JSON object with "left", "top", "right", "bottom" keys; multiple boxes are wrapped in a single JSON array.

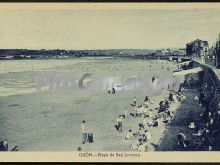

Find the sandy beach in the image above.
[{"left": 0, "top": 58, "right": 182, "bottom": 151}]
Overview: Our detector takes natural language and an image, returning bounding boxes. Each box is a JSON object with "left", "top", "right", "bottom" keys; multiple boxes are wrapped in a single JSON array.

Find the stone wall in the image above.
[{"left": 200, "top": 66, "right": 220, "bottom": 114}]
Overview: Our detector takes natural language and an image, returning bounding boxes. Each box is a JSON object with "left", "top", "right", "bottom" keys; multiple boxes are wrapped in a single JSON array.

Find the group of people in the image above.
[
  {"left": 114, "top": 90, "right": 183, "bottom": 152},
  {"left": 130, "top": 90, "right": 187, "bottom": 151},
  {"left": 158, "top": 91, "right": 186, "bottom": 124},
  {"left": 0, "top": 139, "right": 8, "bottom": 151},
  {"left": 112, "top": 96, "right": 154, "bottom": 152},
  {"left": 189, "top": 89, "right": 220, "bottom": 151},
  {"left": 175, "top": 87, "right": 220, "bottom": 151},
  {"left": 107, "top": 86, "right": 116, "bottom": 94},
  {"left": 0, "top": 139, "right": 18, "bottom": 152},
  {"left": 78, "top": 60, "right": 187, "bottom": 151}
]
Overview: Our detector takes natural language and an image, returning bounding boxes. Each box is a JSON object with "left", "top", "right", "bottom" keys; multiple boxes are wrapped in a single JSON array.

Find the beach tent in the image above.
[{"left": 172, "top": 67, "right": 203, "bottom": 76}]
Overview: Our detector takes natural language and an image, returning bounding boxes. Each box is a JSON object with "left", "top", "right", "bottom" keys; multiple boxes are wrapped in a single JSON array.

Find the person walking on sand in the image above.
[
  {"left": 117, "top": 115, "right": 123, "bottom": 133},
  {"left": 133, "top": 97, "right": 137, "bottom": 106},
  {"left": 152, "top": 75, "right": 160, "bottom": 87},
  {"left": 152, "top": 76, "right": 156, "bottom": 84},
  {"left": 81, "top": 120, "right": 87, "bottom": 144}
]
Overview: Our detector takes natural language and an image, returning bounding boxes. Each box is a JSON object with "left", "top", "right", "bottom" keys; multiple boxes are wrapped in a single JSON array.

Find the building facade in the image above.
[
  {"left": 214, "top": 35, "right": 220, "bottom": 68},
  {"left": 186, "top": 39, "right": 209, "bottom": 63}
]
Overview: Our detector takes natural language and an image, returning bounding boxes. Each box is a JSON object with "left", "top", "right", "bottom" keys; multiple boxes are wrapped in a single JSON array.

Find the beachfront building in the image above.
[
  {"left": 186, "top": 39, "right": 209, "bottom": 64},
  {"left": 214, "top": 35, "right": 220, "bottom": 68},
  {"left": 205, "top": 46, "right": 216, "bottom": 66},
  {"left": 206, "top": 34, "right": 220, "bottom": 68},
  {"left": 154, "top": 49, "right": 171, "bottom": 58}
]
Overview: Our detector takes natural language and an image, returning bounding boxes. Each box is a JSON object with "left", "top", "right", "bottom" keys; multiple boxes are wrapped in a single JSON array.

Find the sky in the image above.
[{"left": 0, "top": 8, "right": 220, "bottom": 50}]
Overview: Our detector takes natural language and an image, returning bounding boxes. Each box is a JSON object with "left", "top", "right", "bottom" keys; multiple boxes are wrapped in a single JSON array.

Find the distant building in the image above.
[
  {"left": 214, "top": 34, "right": 220, "bottom": 68},
  {"left": 155, "top": 50, "right": 163, "bottom": 56},
  {"left": 155, "top": 49, "right": 171, "bottom": 56},
  {"left": 186, "top": 39, "right": 209, "bottom": 63},
  {"left": 205, "top": 46, "right": 216, "bottom": 66}
]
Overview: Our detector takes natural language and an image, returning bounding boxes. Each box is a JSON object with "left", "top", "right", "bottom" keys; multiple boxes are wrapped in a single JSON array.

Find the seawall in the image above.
[{"left": 192, "top": 61, "right": 220, "bottom": 114}]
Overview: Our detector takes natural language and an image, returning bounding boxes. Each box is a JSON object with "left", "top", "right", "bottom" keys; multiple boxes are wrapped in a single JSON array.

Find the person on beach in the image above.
[
  {"left": 144, "top": 130, "right": 152, "bottom": 142},
  {"left": 3, "top": 139, "right": 8, "bottom": 151},
  {"left": 144, "top": 100, "right": 150, "bottom": 107},
  {"left": 117, "top": 115, "right": 123, "bottom": 133},
  {"left": 81, "top": 120, "right": 87, "bottom": 144},
  {"left": 143, "top": 106, "right": 148, "bottom": 115},
  {"left": 144, "top": 96, "right": 150, "bottom": 107},
  {"left": 144, "top": 96, "right": 149, "bottom": 102},
  {"left": 148, "top": 109, "right": 153, "bottom": 118},
  {"left": 192, "top": 124, "right": 209, "bottom": 137},
  {"left": 125, "top": 130, "right": 133, "bottom": 140},
  {"left": 152, "top": 76, "right": 156, "bottom": 84},
  {"left": 159, "top": 101, "right": 166, "bottom": 113},
  {"left": 107, "top": 86, "right": 111, "bottom": 94},
  {"left": 0, "top": 139, "right": 8, "bottom": 151},
  {"left": 137, "top": 142, "right": 146, "bottom": 152},
  {"left": 136, "top": 105, "right": 143, "bottom": 117},
  {"left": 133, "top": 97, "right": 137, "bottom": 106},
  {"left": 177, "top": 133, "right": 187, "bottom": 149},
  {"left": 142, "top": 117, "right": 148, "bottom": 128},
  {"left": 130, "top": 106, "right": 137, "bottom": 118},
  {"left": 0, "top": 141, "right": 5, "bottom": 151},
  {"left": 167, "top": 110, "right": 174, "bottom": 119},
  {"left": 153, "top": 117, "right": 160, "bottom": 127},
  {"left": 152, "top": 74, "right": 160, "bottom": 85},
  {"left": 169, "top": 93, "right": 174, "bottom": 102},
  {"left": 148, "top": 119, "right": 154, "bottom": 127},
  {"left": 112, "top": 87, "right": 116, "bottom": 94},
  {"left": 200, "top": 138, "right": 213, "bottom": 151}
]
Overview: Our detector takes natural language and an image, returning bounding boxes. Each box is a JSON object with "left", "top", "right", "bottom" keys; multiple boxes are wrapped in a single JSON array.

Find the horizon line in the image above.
[{"left": 0, "top": 47, "right": 186, "bottom": 51}]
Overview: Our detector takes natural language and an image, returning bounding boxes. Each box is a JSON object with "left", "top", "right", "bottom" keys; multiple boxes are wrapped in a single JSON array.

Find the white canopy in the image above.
[{"left": 173, "top": 67, "right": 203, "bottom": 76}]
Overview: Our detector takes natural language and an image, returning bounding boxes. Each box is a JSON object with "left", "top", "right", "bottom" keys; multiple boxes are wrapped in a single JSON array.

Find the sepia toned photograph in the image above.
[{"left": 0, "top": 3, "right": 220, "bottom": 161}]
